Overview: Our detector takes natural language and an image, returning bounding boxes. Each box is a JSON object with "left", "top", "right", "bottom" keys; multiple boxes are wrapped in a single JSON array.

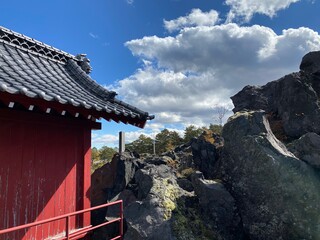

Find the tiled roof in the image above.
[{"left": 0, "top": 26, "right": 154, "bottom": 127}]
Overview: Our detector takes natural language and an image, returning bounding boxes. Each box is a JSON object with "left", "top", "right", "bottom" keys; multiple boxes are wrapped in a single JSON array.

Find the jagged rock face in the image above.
[
  {"left": 232, "top": 52, "right": 320, "bottom": 138},
  {"left": 300, "top": 51, "right": 320, "bottom": 74},
  {"left": 91, "top": 152, "right": 140, "bottom": 206},
  {"left": 90, "top": 152, "right": 142, "bottom": 239},
  {"left": 124, "top": 164, "right": 184, "bottom": 240},
  {"left": 191, "top": 172, "right": 243, "bottom": 240},
  {"left": 91, "top": 150, "right": 244, "bottom": 240},
  {"left": 217, "top": 110, "right": 320, "bottom": 239},
  {"left": 190, "top": 138, "right": 220, "bottom": 179},
  {"left": 287, "top": 132, "right": 320, "bottom": 169}
]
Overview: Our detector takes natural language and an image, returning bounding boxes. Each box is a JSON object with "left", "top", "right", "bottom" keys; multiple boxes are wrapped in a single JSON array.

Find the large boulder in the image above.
[
  {"left": 124, "top": 164, "right": 186, "bottom": 240},
  {"left": 216, "top": 110, "right": 320, "bottom": 239},
  {"left": 300, "top": 51, "right": 320, "bottom": 74},
  {"left": 232, "top": 52, "right": 320, "bottom": 138},
  {"left": 91, "top": 152, "right": 141, "bottom": 238},
  {"left": 191, "top": 172, "right": 244, "bottom": 240},
  {"left": 91, "top": 152, "right": 141, "bottom": 206},
  {"left": 287, "top": 132, "right": 320, "bottom": 169},
  {"left": 190, "top": 137, "right": 219, "bottom": 179}
]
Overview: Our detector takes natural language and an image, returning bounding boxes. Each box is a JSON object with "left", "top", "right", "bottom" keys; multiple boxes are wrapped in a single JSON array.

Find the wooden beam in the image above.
[
  {"left": 0, "top": 107, "right": 101, "bottom": 130},
  {"left": 0, "top": 92, "right": 147, "bottom": 128}
]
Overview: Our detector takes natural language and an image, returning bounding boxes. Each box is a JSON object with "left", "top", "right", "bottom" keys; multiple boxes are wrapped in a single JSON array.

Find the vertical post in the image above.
[
  {"left": 120, "top": 200, "right": 123, "bottom": 239},
  {"left": 66, "top": 216, "right": 70, "bottom": 240},
  {"left": 153, "top": 138, "right": 156, "bottom": 156},
  {"left": 82, "top": 128, "right": 91, "bottom": 228},
  {"left": 119, "top": 131, "right": 125, "bottom": 154}
]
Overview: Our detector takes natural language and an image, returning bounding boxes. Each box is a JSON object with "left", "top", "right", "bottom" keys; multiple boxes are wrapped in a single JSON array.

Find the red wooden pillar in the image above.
[{"left": 82, "top": 128, "right": 92, "bottom": 228}]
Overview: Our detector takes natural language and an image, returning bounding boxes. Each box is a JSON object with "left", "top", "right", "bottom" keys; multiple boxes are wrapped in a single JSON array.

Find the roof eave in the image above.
[{"left": 0, "top": 91, "right": 149, "bottom": 128}]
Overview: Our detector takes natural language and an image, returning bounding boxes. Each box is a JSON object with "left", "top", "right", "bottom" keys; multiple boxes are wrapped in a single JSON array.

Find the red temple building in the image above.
[{"left": 0, "top": 26, "right": 153, "bottom": 239}]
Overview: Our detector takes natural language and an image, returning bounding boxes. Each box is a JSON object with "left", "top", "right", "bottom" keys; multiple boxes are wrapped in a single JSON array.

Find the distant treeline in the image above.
[{"left": 91, "top": 124, "right": 222, "bottom": 172}]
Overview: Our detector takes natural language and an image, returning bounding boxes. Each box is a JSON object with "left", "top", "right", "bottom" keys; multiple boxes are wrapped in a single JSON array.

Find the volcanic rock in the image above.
[
  {"left": 232, "top": 55, "right": 320, "bottom": 138},
  {"left": 216, "top": 110, "right": 320, "bottom": 239}
]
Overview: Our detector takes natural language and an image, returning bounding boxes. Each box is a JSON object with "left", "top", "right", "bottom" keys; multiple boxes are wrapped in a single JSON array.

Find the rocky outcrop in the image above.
[
  {"left": 91, "top": 152, "right": 141, "bottom": 207},
  {"left": 191, "top": 172, "right": 243, "bottom": 239},
  {"left": 216, "top": 110, "right": 320, "bottom": 239},
  {"left": 287, "top": 132, "right": 320, "bottom": 169},
  {"left": 91, "top": 152, "right": 142, "bottom": 239},
  {"left": 91, "top": 51, "right": 320, "bottom": 240},
  {"left": 91, "top": 146, "right": 242, "bottom": 240},
  {"left": 232, "top": 52, "right": 320, "bottom": 138},
  {"left": 124, "top": 164, "right": 186, "bottom": 240},
  {"left": 300, "top": 51, "right": 320, "bottom": 74},
  {"left": 190, "top": 137, "right": 219, "bottom": 179}
]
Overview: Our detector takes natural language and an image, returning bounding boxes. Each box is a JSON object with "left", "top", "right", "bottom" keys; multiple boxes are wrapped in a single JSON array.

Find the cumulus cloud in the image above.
[
  {"left": 95, "top": 7, "right": 320, "bottom": 142},
  {"left": 92, "top": 133, "right": 118, "bottom": 146},
  {"left": 126, "top": 24, "right": 282, "bottom": 77},
  {"left": 164, "top": 9, "right": 220, "bottom": 32},
  {"left": 92, "top": 130, "right": 151, "bottom": 147},
  {"left": 225, "top": 0, "right": 301, "bottom": 22},
  {"left": 110, "top": 20, "right": 320, "bottom": 129}
]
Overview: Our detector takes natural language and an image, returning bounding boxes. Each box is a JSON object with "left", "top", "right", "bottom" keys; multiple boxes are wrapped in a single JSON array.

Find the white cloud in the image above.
[
  {"left": 164, "top": 9, "right": 220, "bottom": 32},
  {"left": 126, "top": 24, "right": 281, "bottom": 76},
  {"left": 92, "top": 133, "right": 118, "bottom": 146},
  {"left": 91, "top": 125, "right": 187, "bottom": 148},
  {"left": 225, "top": 0, "right": 301, "bottom": 22},
  {"left": 111, "top": 22, "right": 320, "bottom": 129},
  {"left": 89, "top": 32, "right": 99, "bottom": 39},
  {"left": 126, "top": 0, "right": 134, "bottom": 5},
  {"left": 92, "top": 130, "right": 153, "bottom": 147}
]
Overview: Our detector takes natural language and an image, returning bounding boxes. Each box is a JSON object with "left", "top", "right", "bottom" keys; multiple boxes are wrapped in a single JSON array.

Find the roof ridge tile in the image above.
[{"left": 0, "top": 26, "right": 76, "bottom": 63}]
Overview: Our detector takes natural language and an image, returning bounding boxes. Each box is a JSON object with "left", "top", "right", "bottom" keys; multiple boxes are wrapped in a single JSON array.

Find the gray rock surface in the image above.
[
  {"left": 191, "top": 138, "right": 219, "bottom": 179},
  {"left": 124, "top": 164, "right": 186, "bottom": 240},
  {"left": 216, "top": 110, "right": 320, "bottom": 240},
  {"left": 300, "top": 51, "right": 320, "bottom": 74},
  {"left": 232, "top": 60, "right": 320, "bottom": 138},
  {"left": 91, "top": 152, "right": 140, "bottom": 206},
  {"left": 287, "top": 132, "right": 320, "bottom": 169},
  {"left": 90, "top": 152, "right": 141, "bottom": 239},
  {"left": 177, "top": 178, "right": 194, "bottom": 192},
  {"left": 191, "top": 172, "right": 243, "bottom": 240}
]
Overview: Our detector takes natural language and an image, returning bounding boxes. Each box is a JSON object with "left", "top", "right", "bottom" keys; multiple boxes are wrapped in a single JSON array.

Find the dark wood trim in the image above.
[
  {"left": 0, "top": 107, "right": 101, "bottom": 130},
  {"left": 0, "top": 92, "right": 146, "bottom": 128}
]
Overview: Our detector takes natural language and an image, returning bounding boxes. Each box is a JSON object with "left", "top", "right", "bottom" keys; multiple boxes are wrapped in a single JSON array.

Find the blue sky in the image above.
[{"left": 1, "top": 0, "right": 320, "bottom": 148}]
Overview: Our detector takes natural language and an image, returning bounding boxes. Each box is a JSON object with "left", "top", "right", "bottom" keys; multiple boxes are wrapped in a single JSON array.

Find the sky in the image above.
[{"left": 1, "top": 0, "right": 320, "bottom": 148}]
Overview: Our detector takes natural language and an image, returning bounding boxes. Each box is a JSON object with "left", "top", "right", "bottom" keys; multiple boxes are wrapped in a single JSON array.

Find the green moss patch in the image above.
[{"left": 172, "top": 196, "right": 220, "bottom": 240}]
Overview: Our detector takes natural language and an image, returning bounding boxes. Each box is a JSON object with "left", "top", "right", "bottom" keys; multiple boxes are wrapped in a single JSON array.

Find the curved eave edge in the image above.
[
  {"left": 0, "top": 91, "right": 153, "bottom": 128},
  {"left": 66, "top": 59, "right": 117, "bottom": 100}
]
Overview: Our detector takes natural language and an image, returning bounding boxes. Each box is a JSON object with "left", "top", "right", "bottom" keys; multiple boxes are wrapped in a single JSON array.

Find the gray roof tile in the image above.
[{"left": 0, "top": 26, "right": 154, "bottom": 127}]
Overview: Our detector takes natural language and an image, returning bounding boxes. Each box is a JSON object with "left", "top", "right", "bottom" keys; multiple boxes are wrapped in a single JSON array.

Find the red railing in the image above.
[{"left": 0, "top": 200, "right": 123, "bottom": 240}]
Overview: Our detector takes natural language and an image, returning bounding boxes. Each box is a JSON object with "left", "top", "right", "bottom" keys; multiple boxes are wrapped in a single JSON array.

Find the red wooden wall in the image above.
[{"left": 0, "top": 109, "right": 92, "bottom": 240}]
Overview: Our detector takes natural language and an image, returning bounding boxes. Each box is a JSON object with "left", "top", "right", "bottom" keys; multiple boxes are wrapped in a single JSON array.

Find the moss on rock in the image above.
[{"left": 172, "top": 196, "right": 220, "bottom": 240}]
